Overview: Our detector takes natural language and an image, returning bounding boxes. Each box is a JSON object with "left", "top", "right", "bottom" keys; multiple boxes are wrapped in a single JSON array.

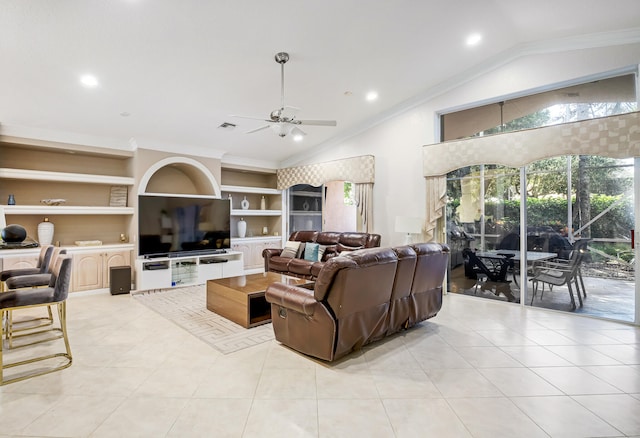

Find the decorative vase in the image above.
[
  {"left": 37, "top": 217, "right": 54, "bottom": 245},
  {"left": 260, "top": 196, "right": 266, "bottom": 210},
  {"left": 241, "top": 196, "right": 250, "bottom": 210},
  {"left": 7, "top": 194, "right": 15, "bottom": 205},
  {"left": 237, "top": 218, "right": 247, "bottom": 238},
  {"left": 302, "top": 200, "right": 310, "bottom": 211}
]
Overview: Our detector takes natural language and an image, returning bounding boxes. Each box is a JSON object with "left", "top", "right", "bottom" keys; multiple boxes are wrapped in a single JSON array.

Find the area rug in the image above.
[{"left": 132, "top": 285, "right": 274, "bottom": 354}]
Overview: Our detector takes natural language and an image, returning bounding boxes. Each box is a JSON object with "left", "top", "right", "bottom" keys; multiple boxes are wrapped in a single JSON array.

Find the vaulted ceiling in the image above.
[{"left": 1, "top": 0, "right": 639, "bottom": 167}]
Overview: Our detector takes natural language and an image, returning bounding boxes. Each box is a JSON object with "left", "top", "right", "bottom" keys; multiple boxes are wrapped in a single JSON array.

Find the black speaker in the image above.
[{"left": 110, "top": 266, "right": 131, "bottom": 295}]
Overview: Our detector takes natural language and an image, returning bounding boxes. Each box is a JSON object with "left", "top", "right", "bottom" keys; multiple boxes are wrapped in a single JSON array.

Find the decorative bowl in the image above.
[{"left": 41, "top": 198, "right": 66, "bottom": 206}]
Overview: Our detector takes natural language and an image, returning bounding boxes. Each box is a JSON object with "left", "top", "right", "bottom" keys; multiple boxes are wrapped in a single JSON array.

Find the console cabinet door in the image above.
[
  {"left": 231, "top": 242, "right": 252, "bottom": 269},
  {"left": 73, "top": 252, "right": 103, "bottom": 291},
  {"left": 103, "top": 250, "right": 131, "bottom": 289},
  {"left": 72, "top": 249, "right": 131, "bottom": 291}
]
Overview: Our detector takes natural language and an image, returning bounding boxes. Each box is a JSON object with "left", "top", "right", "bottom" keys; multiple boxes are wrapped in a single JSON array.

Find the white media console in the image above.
[{"left": 135, "top": 250, "right": 244, "bottom": 291}]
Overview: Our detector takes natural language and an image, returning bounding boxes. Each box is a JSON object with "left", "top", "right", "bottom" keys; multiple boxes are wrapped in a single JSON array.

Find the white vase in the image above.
[
  {"left": 241, "top": 196, "right": 250, "bottom": 210},
  {"left": 38, "top": 217, "right": 54, "bottom": 245},
  {"left": 237, "top": 218, "right": 247, "bottom": 238},
  {"left": 260, "top": 196, "right": 266, "bottom": 210}
]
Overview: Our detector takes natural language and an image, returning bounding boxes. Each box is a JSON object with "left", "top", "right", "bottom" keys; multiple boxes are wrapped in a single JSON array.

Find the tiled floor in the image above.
[{"left": 1, "top": 291, "right": 640, "bottom": 437}]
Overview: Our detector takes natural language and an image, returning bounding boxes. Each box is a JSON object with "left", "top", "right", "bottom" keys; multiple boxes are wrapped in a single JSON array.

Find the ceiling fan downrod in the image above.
[{"left": 275, "top": 52, "right": 289, "bottom": 114}]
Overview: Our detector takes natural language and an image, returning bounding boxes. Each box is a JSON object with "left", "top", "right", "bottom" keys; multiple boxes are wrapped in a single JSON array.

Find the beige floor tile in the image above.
[
  {"left": 316, "top": 366, "right": 379, "bottom": 399},
  {"left": 90, "top": 396, "right": 188, "bottom": 437},
  {"left": 133, "top": 365, "right": 210, "bottom": 397},
  {"left": 425, "top": 368, "right": 502, "bottom": 398},
  {"left": 409, "top": 344, "right": 473, "bottom": 369},
  {"left": 2, "top": 290, "right": 638, "bottom": 437},
  {"left": 193, "top": 365, "right": 262, "bottom": 398},
  {"left": 545, "top": 344, "right": 624, "bottom": 366},
  {"left": 522, "top": 329, "right": 579, "bottom": 345},
  {"left": 554, "top": 329, "right": 625, "bottom": 345},
  {"left": 167, "top": 398, "right": 252, "bottom": 437},
  {"left": 244, "top": 399, "right": 318, "bottom": 437},
  {"left": 591, "top": 344, "right": 640, "bottom": 364},
  {"left": 21, "top": 394, "right": 124, "bottom": 437},
  {"left": 479, "top": 367, "right": 563, "bottom": 396},
  {"left": 475, "top": 329, "right": 538, "bottom": 346},
  {"left": 318, "top": 399, "right": 395, "bottom": 437},
  {"left": 0, "top": 393, "right": 61, "bottom": 435},
  {"left": 500, "top": 345, "right": 573, "bottom": 367},
  {"left": 511, "top": 395, "right": 623, "bottom": 437},
  {"left": 448, "top": 397, "right": 549, "bottom": 438},
  {"left": 573, "top": 394, "right": 640, "bottom": 436},
  {"left": 362, "top": 337, "right": 422, "bottom": 370},
  {"left": 383, "top": 398, "right": 471, "bottom": 437},
  {"left": 370, "top": 368, "right": 441, "bottom": 398},
  {"left": 454, "top": 346, "right": 525, "bottom": 368},
  {"left": 582, "top": 365, "right": 640, "bottom": 393},
  {"left": 532, "top": 366, "right": 623, "bottom": 395},
  {"left": 254, "top": 367, "right": 316, "bottom": 399},
  {"left": 263, "top": 343, "right": 319, "bottom": 369}
]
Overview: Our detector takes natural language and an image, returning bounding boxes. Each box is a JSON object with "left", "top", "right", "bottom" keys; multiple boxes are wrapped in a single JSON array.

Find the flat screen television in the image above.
[{"left": 138, "top": 195, "right": 231, "bottom": 258}]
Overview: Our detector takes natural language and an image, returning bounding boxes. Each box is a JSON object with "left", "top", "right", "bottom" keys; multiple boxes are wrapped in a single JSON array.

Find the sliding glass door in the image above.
[{"left": 446, "top": 155, "right": 636, "bottom": 323}]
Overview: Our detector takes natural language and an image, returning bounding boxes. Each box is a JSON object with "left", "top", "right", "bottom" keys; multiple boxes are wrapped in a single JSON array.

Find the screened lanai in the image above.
[{"left": 424, "top": 71, "right": 639, "bottom": 324}]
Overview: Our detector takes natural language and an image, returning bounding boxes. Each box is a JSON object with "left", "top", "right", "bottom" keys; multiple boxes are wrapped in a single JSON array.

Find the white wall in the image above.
[{"left": 294, "top": 43, "right": 640, "bottom": 247}]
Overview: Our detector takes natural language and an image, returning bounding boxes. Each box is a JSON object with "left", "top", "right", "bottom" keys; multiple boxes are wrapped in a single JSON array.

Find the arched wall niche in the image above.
[{"left": 138, "top": 156, "right": 221, "bottom": 197}]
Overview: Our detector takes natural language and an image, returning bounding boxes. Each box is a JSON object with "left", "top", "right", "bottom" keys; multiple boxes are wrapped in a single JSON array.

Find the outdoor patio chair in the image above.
[{"left": 529, "top": 240, "right": 589, "bottom": 310}]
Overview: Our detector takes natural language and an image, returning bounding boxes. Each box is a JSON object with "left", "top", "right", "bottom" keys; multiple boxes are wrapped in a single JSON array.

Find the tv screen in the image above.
[{"left": 138, "top": 195, "right": 231, "bottom": 258}]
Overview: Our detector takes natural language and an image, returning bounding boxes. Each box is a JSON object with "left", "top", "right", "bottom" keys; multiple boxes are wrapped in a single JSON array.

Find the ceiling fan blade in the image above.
[
  {"left": 230, "top": 115, "right": 273, "bottom": 123},
  {"left": 246, "top": 125, "right": 270, "bottom": 134},
  {"left": 297, "top": 119, "right": 337, "bottom": 126}
]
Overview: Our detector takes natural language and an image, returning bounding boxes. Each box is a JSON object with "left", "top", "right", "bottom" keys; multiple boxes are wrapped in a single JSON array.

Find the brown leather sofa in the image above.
[
  {"left": 262, "top": 231, "right": 381, "bottom": 279},
  {"left": 265, "top": 242, "right": 449, "bottom": 361}
]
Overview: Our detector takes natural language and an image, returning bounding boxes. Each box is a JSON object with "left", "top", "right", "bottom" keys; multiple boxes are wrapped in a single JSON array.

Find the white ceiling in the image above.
[{"left": 1, "top": 1, "right": 640, "bottom": 168}]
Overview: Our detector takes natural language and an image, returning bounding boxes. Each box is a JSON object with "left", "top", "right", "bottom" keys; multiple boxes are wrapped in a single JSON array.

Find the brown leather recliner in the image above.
[
  {"left": 263, "top": 231, "right": 382, "bottom": 279},
  {"left": 265, "top": 243, "right": 449, "bottom": 361}
]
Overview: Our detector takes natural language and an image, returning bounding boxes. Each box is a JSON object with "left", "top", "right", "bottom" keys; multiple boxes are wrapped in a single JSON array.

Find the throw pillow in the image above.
[
  {"left": 296, "top": 242, "right": 307, "bottom": 258},
  {"left": 280, "top": 241, "right": 301, "bottom": 258},
  {"left": 304, "top": 242, "right": 320, "bottom": 261},
  {"left": 317, "top": 244, "right": 327, "bottom": 261}
]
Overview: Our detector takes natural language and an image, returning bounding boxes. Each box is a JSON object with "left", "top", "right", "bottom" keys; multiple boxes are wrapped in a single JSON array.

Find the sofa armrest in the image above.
[
  {"left": 262, "top": 248, "right": 284, "bottom": 272},
  {"left": 265, "top": 282, "right": 319, "bottom": 317}
]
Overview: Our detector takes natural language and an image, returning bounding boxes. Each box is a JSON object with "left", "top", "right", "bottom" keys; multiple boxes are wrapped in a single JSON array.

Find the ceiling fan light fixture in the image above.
[
  {"left": 270, "top": 123, "right": 291, "bottom": 137},
  {"left": 291, "top": 126, "right": 306, "bottom": 142}
]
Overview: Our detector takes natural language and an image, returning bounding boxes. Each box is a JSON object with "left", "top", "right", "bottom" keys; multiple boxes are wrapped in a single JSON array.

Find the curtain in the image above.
[
  {"left": 424, "top": 176, "right": 447, "bottom": 241},
  {"left": 354, "top": 183, "right": 373, "bottom": 233}
]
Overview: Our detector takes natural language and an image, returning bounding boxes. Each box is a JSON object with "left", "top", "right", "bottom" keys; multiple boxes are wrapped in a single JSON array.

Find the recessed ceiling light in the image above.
[
  {"left": 466, "top": 33, "right": 482, "bottom": 46},
  {"left": 80, "top": 74, "right": 99, "bottom": 88},
  {"left": 366, "top": 91, "right": 378, "bottom": 102}
]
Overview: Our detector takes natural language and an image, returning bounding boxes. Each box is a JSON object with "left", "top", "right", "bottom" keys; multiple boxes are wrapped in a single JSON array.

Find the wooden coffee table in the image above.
[{"left": 206, "top": 272, "right": 313, "bottom": 328}]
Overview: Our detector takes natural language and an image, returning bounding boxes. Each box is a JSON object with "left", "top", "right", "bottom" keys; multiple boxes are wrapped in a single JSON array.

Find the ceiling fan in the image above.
[{"left": 231, "top": 52, "right": 337, "bottom": 138}]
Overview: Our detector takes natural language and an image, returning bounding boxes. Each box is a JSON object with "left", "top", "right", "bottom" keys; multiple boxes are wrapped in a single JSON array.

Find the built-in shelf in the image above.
[
  {"left": 291, "top": 190, "right": 322, "bottom": 197},
  {"left": 230, "top": 209, "right": 281, "bottom": 216},
  {"left": 221, "top": 185, "right": 281, "bottom": 195},
  {"left": 141, "top": 192, "right": 221, "bottom": 199},
  {"left": 0, "top": 168, "right": 134, "bottom": 185},
  {"left": 290, "top": 210, "right": 322, "bottom": 216},
  {"left": 2, "top": 205, "right": 134, "bottom": 215}
]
